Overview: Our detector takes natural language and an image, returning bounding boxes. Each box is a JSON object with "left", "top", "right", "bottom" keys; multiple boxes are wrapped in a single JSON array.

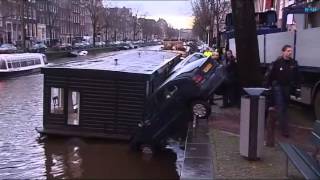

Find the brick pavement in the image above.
[{"left": 207, "top": 100, "right": 315, "bottom": 179}]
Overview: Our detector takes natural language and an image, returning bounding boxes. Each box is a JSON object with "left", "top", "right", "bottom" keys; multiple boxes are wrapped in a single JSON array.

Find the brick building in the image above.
[{"left": 0, "top": 0, "right": 37, "bottom": 48}]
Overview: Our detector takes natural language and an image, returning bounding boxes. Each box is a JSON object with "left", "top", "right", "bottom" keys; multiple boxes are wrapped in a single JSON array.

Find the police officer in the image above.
[
  {"left": 222, "top": 50, "right": 238, "bottom": 108},
  {"left": 265, "top": 45, "right": 300, "bottom": 137}
]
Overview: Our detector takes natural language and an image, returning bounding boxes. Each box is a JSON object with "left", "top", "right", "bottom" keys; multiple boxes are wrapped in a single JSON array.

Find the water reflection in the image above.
[{"left": 41, "top": 137, "right": 179, "bottom": 179}]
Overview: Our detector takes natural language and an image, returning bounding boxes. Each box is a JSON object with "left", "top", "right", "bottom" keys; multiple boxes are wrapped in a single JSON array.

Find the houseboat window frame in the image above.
[
  {"left": 7, "top": 61, "right": 12, "bottom": 68},
  {"left": 67, "top": 89, "right": 81, "bottom": 126},
  {"left": 50, "top": 87, "right": 65, "bottom": 115},
  {"left": 0, "top": 59, "right": 7, "bottom": 69}
]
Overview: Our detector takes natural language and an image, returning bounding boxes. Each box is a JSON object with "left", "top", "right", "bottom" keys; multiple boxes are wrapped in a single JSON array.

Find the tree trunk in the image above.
[
  {"left": 49, "top": 28, "right": 53, "bottom": 47},
  {"left": 133, "top": 27, "right": 136, "bottom": 41},
  {"left": 216, "top": 10, "right": 220, "bottom": 50},
  {"left": 105, "top": 28, "right": 108, "bottom": 43},
  {"left": 231, "top": 0, "right": 262, "bottom": 87},
  {"left": 21, "top": 0, "right": 26, "bottom": 51},
  {"left": 93, "top": 23, "right": 96, "bottom": 47}
]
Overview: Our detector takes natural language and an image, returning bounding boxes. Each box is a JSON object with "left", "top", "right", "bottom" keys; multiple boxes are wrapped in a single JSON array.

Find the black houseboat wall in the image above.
[{"left": 37, "top": 50, "right": 181, "bottom": 140}]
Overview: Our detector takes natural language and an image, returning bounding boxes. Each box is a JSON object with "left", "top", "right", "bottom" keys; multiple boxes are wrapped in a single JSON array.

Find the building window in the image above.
[
  {"left": 51, "top": 87, "right": 64, "bottom": 114},
  {"left": 68, "top": 91, "right": 80, "bottom": 126}
]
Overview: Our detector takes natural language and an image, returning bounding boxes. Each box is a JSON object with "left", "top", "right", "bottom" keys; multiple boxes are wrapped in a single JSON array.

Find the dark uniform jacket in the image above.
[
  {"left": 225, "top": 56, "right": 237, "bottom": 82},
  {"left": 265, "top": 56, "right": 300, "bottom": 89}
]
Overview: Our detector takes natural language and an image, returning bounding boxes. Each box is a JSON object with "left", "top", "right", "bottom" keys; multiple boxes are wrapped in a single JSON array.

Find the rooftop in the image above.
[{"left": 44, "top": 50, "right": 179, "bottom": 75}]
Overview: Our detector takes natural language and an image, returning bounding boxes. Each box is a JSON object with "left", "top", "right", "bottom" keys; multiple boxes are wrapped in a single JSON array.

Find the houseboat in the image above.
[
  {"left": 36, "top": 50, "right": 182, "bottom": 140},
  {"left": 0, "top": 53, "right": 48, "bottom": 78}
]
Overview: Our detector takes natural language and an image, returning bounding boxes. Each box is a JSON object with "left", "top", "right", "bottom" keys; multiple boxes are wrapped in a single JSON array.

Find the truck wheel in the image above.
[
  {"left": 191, "top": 100, "right": 211, "bottom": 119},
  {"left": 314, "top": 90, "right": 320, "bottom": 120}
]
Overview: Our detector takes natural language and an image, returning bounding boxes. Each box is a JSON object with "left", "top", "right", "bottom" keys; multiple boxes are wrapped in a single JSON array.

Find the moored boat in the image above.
[{"left": 0, "top": 53, "right": 48, "bottom": 78}]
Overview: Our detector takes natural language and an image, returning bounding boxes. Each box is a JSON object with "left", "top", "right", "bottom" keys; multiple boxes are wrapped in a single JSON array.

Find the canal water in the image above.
[{"left": 0, "top": 48, "right": 182, "bottom": 179}]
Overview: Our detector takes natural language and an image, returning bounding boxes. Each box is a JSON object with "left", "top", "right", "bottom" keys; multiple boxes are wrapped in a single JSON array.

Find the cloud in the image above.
[
  {"left": 147, "top": 15, "right": 194, "bottom": 29},
  {"left": 105, "top": 0, "right": 193, "bottom": 28}
]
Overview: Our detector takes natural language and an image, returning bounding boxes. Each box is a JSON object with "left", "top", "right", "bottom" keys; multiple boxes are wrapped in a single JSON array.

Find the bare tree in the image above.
[
  {"left": 132, "top": 13, "right": 140, "bottom": 41},
  {"left": 192, "top": 0, "right": 212, "bottom": 44},
  {"left": 131, "top": 10, "right": 145, "bottom": 41},
  {"left": 44, "top": 0, "right": 59, "bottom": 46},
  {"left": 139, "top": 18, "right": 156, "bottom": 41},
  {"left": 192, "top": 0, "right": 230, "bottom": 47},
  {"left": 85, "top": 0, "right": 104, "bottom": 47},
  {"left": 60, "top": 0, "right": 72, "bottom": 44},
  {"left": 0, "top": 0, "right": 15, "bottom": 43},
  {"left": 0, "top": 1, "right": 14, "bottom": 21},
  {"left": 101, "top": 9, "right": 110, "bottom": 43},
  {"left": 210, "top": 0, "right": 231, "bottom": 49},
  {"left": 106, "top": 8, "right": 121, "bottom": 41},
  {"left": 166, "top": 26, "right": 178, "bottom": 39},
  {"left": 19, "top": 0, "right": 27, "bottom": 51}
]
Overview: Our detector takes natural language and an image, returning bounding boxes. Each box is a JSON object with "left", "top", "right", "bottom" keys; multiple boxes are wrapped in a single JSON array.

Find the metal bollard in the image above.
[{"left": 266, "top": 107, "right": 277, "bottom": 147}]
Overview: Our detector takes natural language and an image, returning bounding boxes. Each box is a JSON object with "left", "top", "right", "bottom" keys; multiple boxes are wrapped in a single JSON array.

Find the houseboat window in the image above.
[
  {"left": 20, "top": 61, "right": 27, "bottom": 67},
  {"left": 12, "top": 61, "right": 20, "bottom": 68},
  {"left": 26, "top": 60, "right": 35, "bottom": 66},
  {"left": 68, "top": 91, "right": 80, "bottom": 126},
  {"left": 0, "top": 60, "right": 7, "bottom": 69},
  {"left": 35, "top": 59, "right": 41, "bottom": 65},
  {"left": 51, "top": 87, "right": 64, "bottom": 114}
]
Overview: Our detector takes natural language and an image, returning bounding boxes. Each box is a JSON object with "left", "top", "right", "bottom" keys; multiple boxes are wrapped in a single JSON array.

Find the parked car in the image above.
[
  {"left": 130, "top": 57, "right": 226, "bottom": 152},
  {"left": 68, "top": 50, "right": 88, "bottom": 57},
  {"left": 73, "top": 42, "right": 86, "bottom": 49},
  {"left": 128, "top": 43, "right": 137, "bottom": 49},
  {"left": 0, "top": 44, "right": 17, "bottom": 53},
  {"left": 30, "top": 43, "right": 47, "bottom": 53},
  {"left": 83, "top": 41, "right": 91, "bottom": 48},
  {"left": 59, "top": 43, "right": 72, "bottom": 50},
  {"left": 117, "top": 43, "right": 133, "bottom": 50},
  {"left": 95, "top": 41, "right": 105, "bottom": 47}
]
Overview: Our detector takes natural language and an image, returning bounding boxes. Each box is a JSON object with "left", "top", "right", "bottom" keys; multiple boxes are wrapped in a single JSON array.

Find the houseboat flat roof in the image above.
[
  {"left": 0, "top": 53, "right": 44, "bottom": 59},
  {"left": 43, "top": 50, "right": 179, "bottom": 75}
]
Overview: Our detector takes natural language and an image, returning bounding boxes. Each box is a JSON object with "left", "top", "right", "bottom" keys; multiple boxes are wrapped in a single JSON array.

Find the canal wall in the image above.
[
  {"left": 180, "top": 118, "right": 214, "bottom": 179},
  {"left": 45, "top": 42, "right": 160, "bottom": 61}
]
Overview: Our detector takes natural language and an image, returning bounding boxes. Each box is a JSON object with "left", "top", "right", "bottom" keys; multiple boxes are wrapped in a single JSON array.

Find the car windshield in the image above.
[
  {"left": 163, "top": 57, "right": 208, "bottom": 85},
  {"left": 171, "top": 53, "right": 205, "bottom": 73}
]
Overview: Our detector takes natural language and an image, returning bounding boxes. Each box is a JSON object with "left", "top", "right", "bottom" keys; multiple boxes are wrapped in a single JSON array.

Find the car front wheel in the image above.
[{"left": 191, "top": 100, "right": 211, "bottom": 119}]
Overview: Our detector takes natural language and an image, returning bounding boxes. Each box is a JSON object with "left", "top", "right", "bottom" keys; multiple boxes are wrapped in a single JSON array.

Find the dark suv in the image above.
[{"left": 130, "top": 57, "right": 226, "bottom": 152}]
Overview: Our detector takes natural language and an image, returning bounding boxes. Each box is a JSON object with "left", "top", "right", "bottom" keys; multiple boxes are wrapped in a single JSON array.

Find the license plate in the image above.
[{"left": 202, "top": 63, "right": 213, "bottom": 73}]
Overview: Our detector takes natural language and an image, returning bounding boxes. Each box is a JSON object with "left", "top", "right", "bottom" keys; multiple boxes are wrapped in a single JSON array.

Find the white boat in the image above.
[
  {"left": 0, "top": 53, "right": 48, "bottom": 78},
  {"left": 68, "top": 50, "right": 88, "bottom": 57}
]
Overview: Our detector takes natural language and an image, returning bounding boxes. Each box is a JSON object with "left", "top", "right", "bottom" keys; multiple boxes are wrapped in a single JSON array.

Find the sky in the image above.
[{"left": 105, "top": 0, "right": 194, "bottom": 29}]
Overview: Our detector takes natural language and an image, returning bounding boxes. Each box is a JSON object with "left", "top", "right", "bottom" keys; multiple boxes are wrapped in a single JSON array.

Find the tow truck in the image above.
[{"left": 225, "top": 1, "right": 320, "bottom": 119}]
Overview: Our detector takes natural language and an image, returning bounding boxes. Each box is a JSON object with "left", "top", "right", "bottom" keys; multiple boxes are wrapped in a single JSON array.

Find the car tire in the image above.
[{"left": 190, "top": 100, "right": 211, "bottom": 119}]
